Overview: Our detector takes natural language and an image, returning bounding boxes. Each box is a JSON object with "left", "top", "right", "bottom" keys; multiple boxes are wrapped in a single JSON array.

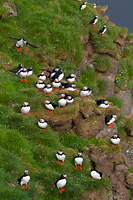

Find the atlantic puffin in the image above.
[
  {"left": 74, "top": 152, "right": 83, "bottom": 170},
  {"left": 18, "top": 169, "right": 30, "bottom": 189},
  {"left": 98, "top": 25, "right": 107, "bottom": 36},
  {"left": 55, "top": 173, "right": 67, "bottom": 193},
  {"left": 18, "top": 68, "right": 27, "bottom": 82},
  {"left": 51, "top": 78, "right": 61, "bottom": 89},
  {"left": 111, "top": 134, "right": 120, "bottom": 145},
  {"left": 10, "top": 64, "right": 23, "bottom": 74},
  {"left": 80, "top": 1, "right": 87, "bottom": 12},
  {"left": 38, "top": 72, "right": 46, "bottom": 81},
  {"left": 56, "top": 150, "right": 66, "bottom": 165},
  {"left": 66, "top": 74, "right": 76, "bottom": 83},
  {"left": 105, "top": 114, "right": 118, "bottom": 127},
  {"left": 43, "top": 84, "right": 52, "bottom": 96},
  {"left": 58, "top": 95, "right": 67, "bottom": 110},
  {"left": 80, "top": 86, "right": 92, "bottom": 100},
  {"left": 21, "top": 101, "right": 30, "bottom": 118},
  {"left": 44, "top": 100, "right": 57, "bottom": 113},
  {"left": 36, "top": 79, "right": 45, "bottom": 89},
  {"left": 38, "top": 118, "right": 48, "bottom": 131},
  {"left": 61, "top": 83, "right": 76, "bottom": 91},
  {"left": 77, "top": 0, "right": 81, "bottom": 2},
  {"left": 46, "top": 67, "right": 64, "bottom": 81},
  {"left": 94, "top": 3, "right": 96, "bottom": 8},
  {"left": 66, "top": 94, "right": 74, "bottom": 103},
  {"left": 89, "top": 16, "right": 99, "bottom": 26},
  {"left": 95, "top": 99, "right": 109, "bottom": 108},
  {"left": 27, "top": 66, "right": 33, "bottom": 76},
  {"left": 91, "top": 169, "right": 103, "bottom": 180},
  {"left": 8, "top": 36, "right": 40, "bottom": 52}
]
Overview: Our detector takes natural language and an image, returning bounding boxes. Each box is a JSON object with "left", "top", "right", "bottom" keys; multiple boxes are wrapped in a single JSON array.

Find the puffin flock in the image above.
[{"left": 8, "top": 0, "right": 120, "bottom": 193}]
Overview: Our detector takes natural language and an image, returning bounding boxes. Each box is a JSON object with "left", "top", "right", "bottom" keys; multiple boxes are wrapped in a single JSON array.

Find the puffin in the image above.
[
  {"left": 43, "top": 84, "right": 52, "bottom": 96},
  {"left": 56, "top": 150, "right": 66, "bottom": 165},
  {"left": 18, "top": 68, "right": 27, "bottom": 82},
  {"left": 74, "top": 152, "right": 83, "bottom": 170},
  {"left": 18, "top": 169, "right": 30, "bottom": 189},
  {"left": 46, "top": 66, "right": 64, "bottom": 81},
  {"left": 21, "top": 101, "right": 30, "bottom": 118},
  {"left": 51, "top": 78, "right": 61, "bottom": 89},
  {"left": 38, "top": 118, "right": 48, "bottom": 132},
  {"left": 38, "top": 72, "right": 46, "bottom": 81},
  {"left": 27, "top": 66, "right": 33, "bottom": 76},
  {"left": 111, "top": 134, "right": 120, "bottom": 145},
  {"left": 89, "top": 16, "right": 99, "bottom": 26},
  {"left": 80, "top": 1, "right": 87, "bottom": 12},
  {"left": 58, "top": 95, "right": 67, "bottom": 110},
  {"left": 66, "top": 94, "right": 74, "bottom": 103},
  {"left": 98, "top": 25, "right": 107, "bottom": 36},
  {"left": 36, "top": 79, "right": 45, "bottom": 89},
  {"left": 55, "top": 173, "right": 67, "bottom": 193},
  {"left": 10, "top": 64, "right": 23, "bottom": 74},
  {"left": 44, "top": 100, "right": 57, "bottom": 113},
  {"left": 66, "top": 74, "right": 76, "bottom": 83},
  {"left": 77, "top": 0, "right": 81, "bottom": 2},
  {"left": 80, "top": 86, "right": 92, "bottom": 100},
  {"left": 61, "top": 83, "right": 76, "bottom": 91},
  {"left": 8, "top": 36, "right": 40, "bottom": 52},
  {"left": 94, "top": 3, "right": 96, "bottom": 8},
  {"left": 91, "top": 169, "right": 103, "bottom": 180},
  {"left": 95, "top": 99, "right": 109, "bottom": 108},
  {"left": 105, "top": 114, "right": 118, "bottom": 127}
]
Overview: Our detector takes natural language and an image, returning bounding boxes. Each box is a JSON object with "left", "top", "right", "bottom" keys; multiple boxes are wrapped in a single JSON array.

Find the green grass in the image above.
[
  {"left": 93, "top": 55, "right": 111, "bottom": 72},
  {"left": 0, "top": 0, "right": 132, "bottom": 199}
]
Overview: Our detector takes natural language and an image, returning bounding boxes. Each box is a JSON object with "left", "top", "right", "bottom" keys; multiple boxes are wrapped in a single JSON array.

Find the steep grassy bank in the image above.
[{"left": 0, "top": 0, "right": 133, "bottom": 199}]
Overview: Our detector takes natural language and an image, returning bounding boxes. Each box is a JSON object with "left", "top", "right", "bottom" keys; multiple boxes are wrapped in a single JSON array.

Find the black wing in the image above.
[
  {"left": 8, "top": 36, "right": 21, "bottom": 40},
  {"left": 26, "top": 42, "right": 40, "bottom": 48},
  {"left": 98, "top": 27, "right": 104, "bottom": 34},
  {"left": 89, "top": 18, "right": 95, "bottom": 24}
]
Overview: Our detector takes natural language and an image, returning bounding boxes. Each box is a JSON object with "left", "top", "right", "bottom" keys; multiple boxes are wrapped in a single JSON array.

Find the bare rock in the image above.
[
  {"left": 3, "top": 2, "right": 17, "bottom": 17},
  {"left": 126, "top": 173, "right": 133, "bottom": 189},
  {"left": 121, "top": 142, "right": 133, "bottom": 167},
  {"left": 96, "top": 123, "right": 118, "bottom": 139},
  {"left": 115, "top": 87, "right": 133, "bottom": 115},
  {"left": 98, "top": 59, "right": 121, "bottom": 98},
  {"left": 49, "top": 118, "right": 72, "bottom": 131}
]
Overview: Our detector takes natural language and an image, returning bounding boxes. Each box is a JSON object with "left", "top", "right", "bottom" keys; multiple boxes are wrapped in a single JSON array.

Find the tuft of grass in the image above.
[
  {"left": 93, "top": 56, "right": 111, "bottom": 72},
  {"left": 107, "top": 96, "right": 122, "bottom": 109}
]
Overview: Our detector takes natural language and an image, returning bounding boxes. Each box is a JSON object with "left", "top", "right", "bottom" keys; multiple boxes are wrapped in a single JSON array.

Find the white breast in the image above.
[
  {"left": 91, "top": 171, "right": 101, "bottom": 180},
  {"left": 67, "top": 78, "right": 75, "bottom": 83},
  {"left": 36, "top": 82, "right": 45, "bottom": 89},
  {"left": 56, "top": 154, "right": 66, "bottom": 162},
  {"left": 58, "top": 73, "right": 64, "bottom": 81},
  {"left": 58, "top": 99, "right": 67, "bottom": 107},
  {"left": 38, "top": 121, "right": 47, "bottom": 129},
  {"left": 67, "top": 99, "right": 74, "bottom": 103},
  {"left": 21, "top": 176, "right": 30, "bottom": 185},
  {"left": 52, "top": 82, "right": 61, "bottom": 88},
  {"left": 107, "top": 117, "right": 115, "bottom": 125},
  {"left": 98, "top": 104, "right": 109, "bottom": 108},
  {"left": 81, "top": 5, "right": 86, "bottom": 10},
  {"left": 27, "top": 71, "right": 33, "bottom": 76},
  {"left": 43, "top": 87, "right": 52, "bottom": 94},
  {"left": 74, "top": 157, "right": 83, "bottom": 165},
  {"left": 16, "top": 40, "right": 24, "bottom": 48},
  {"left": 80, "top": 90, "right": 88, "bottom": 97},
  {"left": 39, "top": 75, "right": 46, "bottom": 81},
  {"left": 21, "top": 106, "right": 30, "bottom": 114},
  {"left": 19, "top": 71, "right": 27, "bottom": 78},
  {"left": 111, "top": 138, "right": 120, "bottom": 145},
  {"left": 45, "top": 104, "right": 54, "bottom": 110},
  {"left": 65, "top": 87, "right": 75, "bottom": 91},
  {"left": 56, "top": 179, "right": 66, "bottom": 189}
]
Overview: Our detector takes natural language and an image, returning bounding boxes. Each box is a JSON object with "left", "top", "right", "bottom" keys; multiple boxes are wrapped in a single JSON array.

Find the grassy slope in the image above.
[{"left": 0, "top": 0, "right": 132, "bottom": 199}]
